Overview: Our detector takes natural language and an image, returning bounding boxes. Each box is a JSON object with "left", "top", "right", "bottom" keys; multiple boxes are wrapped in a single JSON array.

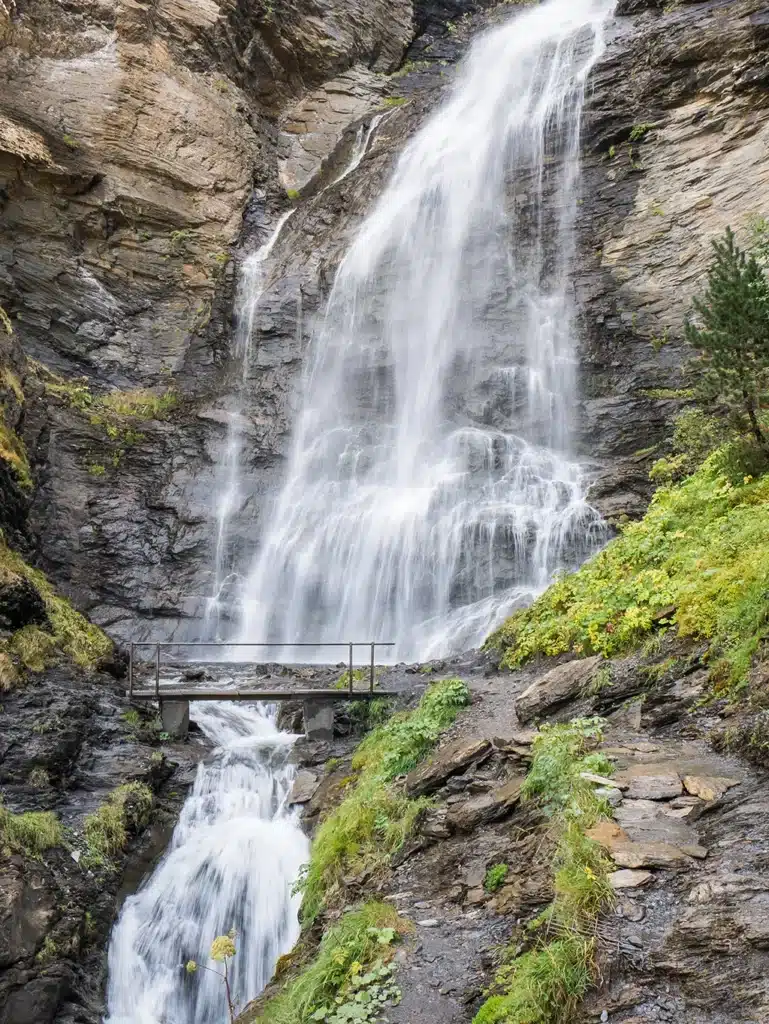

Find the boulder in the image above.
[
  {"left": 585, "top": 820, "right": 630, "bottom": 851},
  {"left": 446, "top": 776, "right": 523, "bottom": 832},
  {"left": 515, "top": 657, "right": 602, "bottom": 723},
  {"left": 618, "top": 766, "right": 683, "bottom": 801},
  {"left": 288, "top": 770, "right": 319, "bottom": 805},
  {"left": 682, "top": 775, "right": 741, "bottom": 802},
  {"left": 609, "top": 869, "right": 654, "bottom": 890},
  {"left": 611, "top": 841, "right": 702, "bottom": 869},
  {"left": 405, "top": 738, "right": 491, "bottom": 797}
]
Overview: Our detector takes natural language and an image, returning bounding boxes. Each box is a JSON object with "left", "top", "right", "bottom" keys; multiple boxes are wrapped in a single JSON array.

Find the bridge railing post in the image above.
[
  {"left": 370, "top": 642, "right": 375, "bottom": 693},
  {"left": 155, "top": 643, "right": 160, "bottom": 699},
  {"left": 129, "top": 642, "right": 134, "bottom": 699},
  {"left": 348, "top": 642, "right": 353, "bottom": 694}
]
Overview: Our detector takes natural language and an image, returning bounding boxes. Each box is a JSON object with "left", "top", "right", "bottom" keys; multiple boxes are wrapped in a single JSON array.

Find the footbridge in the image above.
[{"left": 126, "top": 641, "right": 398, "bottom": 741}]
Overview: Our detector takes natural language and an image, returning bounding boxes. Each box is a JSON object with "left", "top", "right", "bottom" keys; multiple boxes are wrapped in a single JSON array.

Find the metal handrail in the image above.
[{"left": 127, "top": 641, "right": 395, "bottom": 699}]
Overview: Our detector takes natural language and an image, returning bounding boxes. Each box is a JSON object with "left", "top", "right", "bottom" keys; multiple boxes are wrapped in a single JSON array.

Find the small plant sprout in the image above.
[{"left": 186, "top": 930, "right": 239, "bottom": 1023}]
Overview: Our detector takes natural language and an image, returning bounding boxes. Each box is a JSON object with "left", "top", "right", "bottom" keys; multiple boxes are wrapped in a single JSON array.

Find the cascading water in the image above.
[
  {"left": 105, "top": 701, "right": 308, "bottom": 1023},
  {"left": 235, "top": 0, "right": 614, "bottom": 661},
  {"left": 205, "top": 211, "right": 295, "bottom": 641}
]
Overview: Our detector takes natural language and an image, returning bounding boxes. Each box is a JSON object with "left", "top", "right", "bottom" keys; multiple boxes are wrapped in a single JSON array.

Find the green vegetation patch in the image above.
[
  {"left": 255, "top": 902, "right": 407, "bottom": 1024},
  {"left": 473, "top": 719, "right": 614, "bottom": 1024},
  {"left": 487, "top": 450, "right": 769, "bottom": 691},
  {"left": 0, "top": 532, "right": 112, "bottom": 673},
  {"left": 299, "top": 678, "right": 470, "bottom": 925},
  {"left": 484, "top": 863, "right": 509, "bottom": 893},
  {"left": 0, "top": 414, "right": 32, "bottom": 489},
  {"left": 0, "top": 801, "right": 63, "bottom": 858},
  {"left": 83, "top": 781, "right": 153, "bottom": 867},
  {"left": 34, "top": 361, "right": 178, "bottom": 470}
]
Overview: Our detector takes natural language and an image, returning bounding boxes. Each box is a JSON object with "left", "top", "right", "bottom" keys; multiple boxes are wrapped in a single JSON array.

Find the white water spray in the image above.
[
  {"left": 105, "top": 702, "right": 308, "bottom": 1024},
  {"left": 236, "top": 0, "right": 614, "bottom": 661},
  {"left": 205, "top": 211, "right": 295, "bottom": 639}
]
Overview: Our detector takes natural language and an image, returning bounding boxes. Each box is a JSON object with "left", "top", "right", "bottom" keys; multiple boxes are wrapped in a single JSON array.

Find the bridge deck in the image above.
[{"left": 127, "top": 688, "right": 399, "bottom": 701}]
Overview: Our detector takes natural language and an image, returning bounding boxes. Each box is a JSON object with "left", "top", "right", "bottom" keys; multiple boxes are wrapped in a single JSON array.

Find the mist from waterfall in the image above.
[{"left": 235, "top": 0, "right": 615, "bottom": 661}]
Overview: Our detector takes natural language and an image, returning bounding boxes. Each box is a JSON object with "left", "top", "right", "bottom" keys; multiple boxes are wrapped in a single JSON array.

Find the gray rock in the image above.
[
  {"left": 288, "top": 770, "right": 320, "bottom": 805},
  {"left": 515, "top": 656, "right": 603, "bottom": 723},
  {"left": 406, "top": 737, "right": 491, "bottom": 797},
  {"left": 446, "top": 776, "right": 524, "bottom": 832}
]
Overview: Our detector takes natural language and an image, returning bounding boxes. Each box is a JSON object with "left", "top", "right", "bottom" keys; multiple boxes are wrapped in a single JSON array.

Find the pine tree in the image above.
[{"left": 685, "top": 227, "right": 769, "bottom": 448}]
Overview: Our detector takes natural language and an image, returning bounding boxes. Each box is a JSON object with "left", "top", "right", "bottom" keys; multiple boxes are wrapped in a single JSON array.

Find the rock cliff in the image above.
[{"left": 3, "top": 0, "right": 766, "bottom": 640}]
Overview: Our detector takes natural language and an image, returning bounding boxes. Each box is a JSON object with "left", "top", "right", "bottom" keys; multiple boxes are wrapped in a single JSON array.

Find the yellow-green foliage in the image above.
[
  {"left": 473, "top": 719, "right": 614, "bottom": 1024},
  {"left": 84, "top": 782, "right": 153, "bottom": 865},
  {"left": 488, "top": 450, "right": 769, "bottom": 690},
  {"left": 0, "top": 304, "right": 12, "bottom": 335},
  {"left": 0, "top": 365, "right": 31, "bottom": 488},
  {"left": 35, "top": 363, "right": 177, "bottom": 466},
  {"left": 300, "top": 678, "right": 470, "bottom": 925},
  {"left": 256, "top": 903, "right": 406, "bottom": 1024},
  {"left": 0, "top": 532, "right": 112, "bottom": 671},
  {"left": 0, "top": 801, "right": 63, "bottom": 857},
  {"left": 0, "top": 415, "right": 32, "bottom": 489}
]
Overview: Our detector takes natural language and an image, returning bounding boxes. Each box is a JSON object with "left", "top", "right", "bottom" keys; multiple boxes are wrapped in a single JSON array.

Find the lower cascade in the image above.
[{"left": 104, "top": 703, "right": 308, "bottom": 1024}]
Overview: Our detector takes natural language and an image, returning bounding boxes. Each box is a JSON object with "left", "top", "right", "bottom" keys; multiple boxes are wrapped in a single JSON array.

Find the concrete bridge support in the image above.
[
  {"left": 161, "top": 700, "right": 190, "bottom": 739},
  {"left": 302, "top": 699, "right": 334, "bottom": 743}
]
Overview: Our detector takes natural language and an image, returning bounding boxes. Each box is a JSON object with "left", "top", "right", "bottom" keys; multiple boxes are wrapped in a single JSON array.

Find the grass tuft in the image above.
[
  {"left": 299, "top": 678, "right": 469, "bottom": 925},
  {"left": 0, "top": 802, "right": 63, "bottom": 858},
  {"left": 257, "top": 903, "right": 407, "bottom": 1024},
  {"left": 83, "top": 782, "right": 153, "bottom": 866},
  {"left": 0, "top": 531, "right": 113, "bottom": 672},
  {"left": 486, "top": 449, "right": 769, "bottom": 693},
  {"left": 473, "top": 718, "right": 614, "bottom": 1024}
]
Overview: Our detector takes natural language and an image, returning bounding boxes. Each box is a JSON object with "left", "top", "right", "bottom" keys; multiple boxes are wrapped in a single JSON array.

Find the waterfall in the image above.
[
  {"left": 104, "top": 702, "right": 308, "bottom": 1024},
  {"left": 235, "top": 0, "right": 615, "bottom": 661}
]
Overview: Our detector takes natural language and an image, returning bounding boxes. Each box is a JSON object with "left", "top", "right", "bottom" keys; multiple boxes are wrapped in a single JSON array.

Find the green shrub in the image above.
[
  {"left": 300, "top": 678, "right": 469, "bottom": 924},
  {"left": 258, "top": 903, "right": 406, "bottom": 1024},
  {"left": 484, "top": 863, "right": 509, "bottom": 892},
  {"left": 83, "top": 782, "right": 153, "bottom": 866},
  {"left": 487, "top": 452, "right": 769, "bottom": 691},
  {"left": 473, "top": 719, "right": 614, "bottom": 1024},
  {"left": 473, "top": 937, "right": 594, "bottom": 1024},
  {"left": 0, "top": 802, "right": 62, "bottom": 857},
  {"left": 684, "top": 226, "right": 769, "bottom": 449}
]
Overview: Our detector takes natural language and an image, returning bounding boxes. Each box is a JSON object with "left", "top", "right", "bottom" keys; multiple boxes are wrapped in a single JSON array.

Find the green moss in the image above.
[
  {"left": 83, "top": 782, "right": 153, "bottom": 867},
  {"left": 8, "top": 625, "right": 57, "bottom": 671},
  {"left": 0, "top": 536, "right": 113, "bottom": 669},
  {"left": 629, "top": 122, "right": 657, "bottom": 142},
  {"left": 0, "top": 801, "right": 63, "bottom": 857},
  {"left": 286, "top": 188, "right": 301, "bottom": 201},
  {"left": 473, "top": 719, "right": 614, "bottom": 1024},
  {"left": 484, "top": 863, "right": 509, "bottom": 892},
  {"left": 487, "top": 450, "right": 769, "bottom": 692},
  {"left": 255, "top": 903, "right": 406, "bottom": 1024},
  {"left": 0, "top": 304, "right": 12, "bottom": 335},
  {"left": 34, "top": 363, "right": 177, "bottom": 473},
  {"left": 0, "top": 421, "right": 32, "bottom": 489},
  {"left": 299, "top": 678, "right": 469, "bottom": 925},
  {"left": 381, "top": 96, "right": 408, "bottom": 108}
]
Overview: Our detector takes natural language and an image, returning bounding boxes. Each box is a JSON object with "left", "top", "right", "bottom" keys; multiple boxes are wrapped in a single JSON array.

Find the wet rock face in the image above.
[
  {"left": 0, "top": 666, "right": 198, "bottom": 1024},
  {"left": 2, "top": 0, "right": 769, "bottom": 642}
]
